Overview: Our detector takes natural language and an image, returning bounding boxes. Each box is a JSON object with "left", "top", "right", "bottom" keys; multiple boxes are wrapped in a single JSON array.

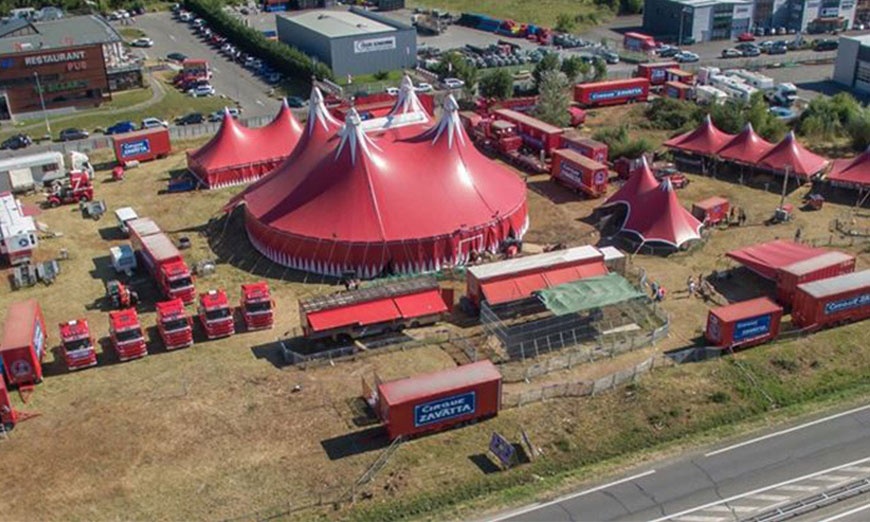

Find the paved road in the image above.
[
  {"left": 489, "top": 404, "right": 870, "bottom": 522},
  {"left": 793, "top": 493, "right": 870, "bottom": 522},
  {"left": 125, "top": 12, "right": 282, "bottom": 118}
]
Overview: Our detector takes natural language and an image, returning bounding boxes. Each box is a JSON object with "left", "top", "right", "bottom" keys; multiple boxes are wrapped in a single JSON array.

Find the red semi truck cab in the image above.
[
  {"left": 134, "top": 232, "right": 196, "bottom": 304},
  {"left": 58, "top": 319, "right": 97, "bottom": 371},
  {"left": 108, "top": 309, "right": 147, "bottom": 362},
  {"left": 240, "top": 282, "right": 274, "bottom": 331},
  {"left": 198, "top": 289, "right": 235, "bottom": 339},
  {"left": 156, "top": 299, "right": 194, "bottom": 350}
]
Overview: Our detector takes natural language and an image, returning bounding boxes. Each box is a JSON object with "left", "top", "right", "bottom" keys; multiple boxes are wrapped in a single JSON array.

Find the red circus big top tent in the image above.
[
  {"left": 663, "top": 115, "right": 734, "bottom": 156},
  {"left": 758, "top": 131, "right": 829, "bottom": 179},
  {"left": 187, "top": 100, "right": 302, "bottom": 189},
  {"left": 828, "top": 147, "right": 870, "bottom": 189},
  {"left": 227, "top": 86, "right": 528, "bottom": 278}
]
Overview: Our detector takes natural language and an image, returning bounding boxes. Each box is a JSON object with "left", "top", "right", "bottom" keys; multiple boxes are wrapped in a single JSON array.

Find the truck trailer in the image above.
[
  {"left": 240, "top": 282, "right": 274, "bottom": 331},
  {"left": 635, "top": 62, "right": 678, "bottom": 86},
  {"left": 131, "top": 232, "right": 195, "bottom": 304},
  {"left": 374, "top": 360, "right": 502, "bottom": 440},
  {"left": 705, "top": 297, "right": 783, "bottom": 350},
  {"left": 112, "top": 128, "right": 171, "bottom": 166},
  {"left": 0, "top": 299, "right": 46, "bottom": 386},
  {"left": 574, "top": 78, "right": 650, "bottom": 108},
  {"left": 791, "top": 270, "right": 870, "bottom": 330},
  {"left": 155, "top": 299, "right": 194, "bottom": 350},
  {"left": 0, "top": 192, "right": 38, "bottom": 265},
  {"left": 559, "top": 135, "right": 608, "bottom": 164},
  {"left": 775, "top": 251, "right": 856, "bottom": 307},
  {"left": 0, "top": 375, "right": 14, "bottom": 429},
  {"left": 58, "top": 319, "right": 97, "bottom": 371},
  {"left": 550, "top": 148, "right": 609, "bottom": 198},
  {"left": 491, "top": 109, "right": 564, "bottom": 153}
]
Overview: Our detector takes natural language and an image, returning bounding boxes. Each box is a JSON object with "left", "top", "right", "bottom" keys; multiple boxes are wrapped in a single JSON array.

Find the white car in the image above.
[
  {"left": 141, "top": 117, "right": 168, "bottom": 129},
  {"left": 414, "top": 82, "right": 433, "bottom": 93},
  {"left": 385, "top": 87, "right": 399, "bottom": 96},
  {"left": 442, "top": 77, "right": 465, "bottom": 89},
  {"left": 130, "top": 37, "right": 154, "bottom": 48},
  {"left": 188, "top": 84, "right": 216, "bottom": 97},
  {"left": 675, "top": 51, "right": 700, "bottom": 63},
  {"left": 178, "top": 11, "right": 192, "bottom": 22}
]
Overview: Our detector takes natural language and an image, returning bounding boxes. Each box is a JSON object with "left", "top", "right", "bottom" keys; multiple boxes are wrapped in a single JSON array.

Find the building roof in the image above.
[
  {"left": 536, "top": 274, "right": 644, "bottom": 316},
  {"left": 828, "top": 147, "right": 870, "bottom": 188},
  {"left": 781, "top": 251, "right": 854, "bottom": 277},
  {"left": 0, "top": 15, "right": 121, "bottom": 55},
  {"left": 619, "top": 178, "right": 704, "bottom": 248},
  {"left": 840, "top": 34, "right": 870, "bottom": 47},
  {"left": 726, "top": 240, "right": 829, "bottom": 280},
  {"left": 671, "top": 0, "right": 751, "bottom": 7},
  {"left": 279, "top": 9, "right": 396, "bottom": 38},
  {"left": 758, "top": 131, "right": 829, "bottom": 179},
  {"left": 664, "top": 115, "right": 734, "bottom": 156},
  {"left": 468, "top": 245, "right": 604, "bottom": 281},
  {"left": 602, "top": 156, "right": 659, "bottom": 208},
  {"left": 797, "top": 269, "right": 870, "bottom": 298},
  {"left": 0, "top": 18, "right": 33, "bottom": 38},
  {"left": 717, "top": 123, "right": 774, "bottom": 164}
]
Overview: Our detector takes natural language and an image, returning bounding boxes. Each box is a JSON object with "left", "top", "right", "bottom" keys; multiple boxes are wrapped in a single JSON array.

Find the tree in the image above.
[
  {"left": 798, "top": 92, "right": 861, "bottom": 140},
  {"left": 534, "top": 70, "right": 571, "bottom": 127},
  {"left": 437, "top": 51, "right": 478, "bottom": 92},
  {"left": 592, "top": 125, "right": 653, "bottom": 159},
  {"left": 846, "top": 108, "right": 870, "bottom": 151},
  {"left": 644, "top": 98, "right": 704, "bottom": 131},
  {"left": 592, "top": 58, "right": 607, "bottom": 81},
  {"left": 533, "top": 52, "right": 560, "bottom": 88},
  {"left": 554, "top": 13, "right": 575, "bottom": 33},
  {"left": 745, "top": 92, "right": 787, "bottom": 142},
  {"left": 560, "top": 56, "right": 587, "bottom": 83},
  {"left": 479, "top": 69, "right": 513, "bottom": 99},
  {"left": 708, "top": 100, "right": 746, "bottom": 134}
]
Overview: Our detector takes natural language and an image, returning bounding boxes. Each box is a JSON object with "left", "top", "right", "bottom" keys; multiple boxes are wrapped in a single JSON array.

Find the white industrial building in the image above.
[{"left": 833, "top": 34, "right": 870, "bottom": 95}]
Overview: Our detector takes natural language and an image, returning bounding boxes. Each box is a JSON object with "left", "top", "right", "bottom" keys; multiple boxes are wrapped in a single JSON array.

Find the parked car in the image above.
[
  {"left": 0, "top": 133, "right": 32, "bottom": 150},
  {"left": 141, "top": 117, "right": 168, "bottom": 129},
  {"left": 599, "top": 50, "right": 620, "bottom": 64},
  {"left": 813, "top": 39, "right": 839, "bottom": 51},
  {"left": 385, "top": 87, "right": 399, "bottom": 96},
  {"left": 758, "top": 40, "right": 776, "bottom": 52},
  {"left": 721, "top": 48, "right": 743, "bottom": 58},
  {"left": 175, "top": 112, "right": 204, "bottom": 125},
  {"left": 442, "top": 77, "right": 465, "bottom": 89},
  {"left": 675, "top": 51, "right": 700, "bottom": 63},
  {"left": 106, "top": 121, "right": 136, "bottom": 135},
  {"left": 769, "top": 106, "right": 796, "bottom": 120},
  {"left": 188, "top": 84, "right": 216, "bottom": 97},
  {"left": 130, "top": 37, "right": 153, "bottom": 48},
  {"left": 657, "top": 45, "right": 680, "bottom": 58},
  {"left": 208, "top": 108, "right": 241, "bottom": 122},
  {"left": 736, "top": 43, "right": 761, "bottom": 56},
  {"left": 737, "top": 32, "right": 756, "bottom": 42},
  {"left": 266, "top": 73, "right": 282, "bottom": 85},
  {"left": 166, "top": 52, "right": 187, "bottom": 62},
  {"left": 414, "top": 82, "right": 433, "bottom": 93},
  {"left": 58, "top": 128, "right": 89, "bottom": 141},
  {"left": 286, "top": 96, "right": 306, "bottom": 108},
  {"left": 768, "top": 42, "right": 788, "bottom": 55}
]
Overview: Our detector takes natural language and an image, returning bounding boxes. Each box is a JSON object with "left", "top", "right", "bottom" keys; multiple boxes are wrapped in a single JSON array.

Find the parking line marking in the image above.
[
  {"left": 705, "top": 505, "right": 757, "bottom": 513},
  {"left": 818, "top": 501, "right": 870, "bottom": 522},
  {"left": 810, "top": 475, "right": 853, "bottom": 483}
]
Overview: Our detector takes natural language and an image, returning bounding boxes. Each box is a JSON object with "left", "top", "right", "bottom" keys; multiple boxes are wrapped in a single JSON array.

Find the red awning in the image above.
[
  {"left": 726, "top": 240, "right": 829, "bottom": 280},
  {"left": 393, "top": 290, "right": 448, "bottom": 317},
  {"left": 306, "top": 300, "right": 401, "bottom": 332},
  {"left": 480, "top": 261, "right": 608, "bottom": 305}
]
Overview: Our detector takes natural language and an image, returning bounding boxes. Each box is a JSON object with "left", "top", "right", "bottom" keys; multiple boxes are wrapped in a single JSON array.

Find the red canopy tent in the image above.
[
  {"left": 602, "top": 156, "right": 659, "bottom": 208},
  {"left": 619, "top": 178, "right": 703, "bottom": 249},
  {"left": 716, "top": 123, "right": 774, "bottom": 164},
  {"left": 828, "top": 147, "right": 870, "bottom": 189},
  {"left": 186, "top": 100, "right": 303, "bottom": 189},
  {"left": 230, "top": 95, "right": 528, "bottom": 278},
  {"left": 663, "top": 115, "right": 734, "bottom": 156},
  {"left": 726, "top": 240, "right": 829, "bottom": 280},
  {"left": 758, "top": 131, "right": 829, "bottom": 179}
]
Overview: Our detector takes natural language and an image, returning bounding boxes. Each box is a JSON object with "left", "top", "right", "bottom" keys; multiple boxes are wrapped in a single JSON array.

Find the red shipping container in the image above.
[
  {"left": 664, "top": 81, "right": 693, "bottom": 100},
  {"left": 691, "top": 196, "right": 730, "bottom": 226},
  {"left": 666, "top": 69, "right": 695, "bottom": 85},
  {"left": 574, "top": 78, "right": 650, "bottom": 108},
  {"left": 376, "top": 360, "right": 502, "bottom": 440},
  {"left": 492, "top": 108, "right": 564, "bottom": 153},
  {"left": 791, "top": 270, "right": 870, "bottom": 330},
  {"left": 0, "top": 299, "right": 47, "bottom": 386},
  {"left": 705, "top": 297, "right": 782, "bottom": 349},
  {"left": 551, "top": 148, "right": 609, "bottom": 198},
  {"left": 112, "top": 128, "right": 171, "bottom": 166},
  {"left": 636, "top": 62, "right": 678, "bottom": 85},
  {"left": 560, "top": 135, "right": 608, "bottom": 164},
  {"left": 776, "top": 251, "right": 855, "bottom": 306}
]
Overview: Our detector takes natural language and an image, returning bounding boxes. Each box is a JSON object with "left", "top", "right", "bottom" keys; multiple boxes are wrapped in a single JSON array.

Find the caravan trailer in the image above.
[
  {"left": 0, "top": 193, "right": 38, "bottom": 265},
  {"left": 0, "top": 151, "right": 93, "bottom": 194},
  {"left": 727, "top": 69, "right": 775, "bottom": 90}
]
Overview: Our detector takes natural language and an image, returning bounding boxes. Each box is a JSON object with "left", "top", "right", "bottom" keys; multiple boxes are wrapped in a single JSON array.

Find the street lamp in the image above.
[
  {"left": 678, "top": 6, "right": 692, "bottom": 46},
  {"left": 33, "top": 72, "right": 51, "bottom": 138}
]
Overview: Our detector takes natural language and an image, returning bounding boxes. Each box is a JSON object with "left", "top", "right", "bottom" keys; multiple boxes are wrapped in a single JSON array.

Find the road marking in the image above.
[
  {"left": 746, "top": 494, "right": 790, "bottom": 502},
  {"left": 486, "top": 469, "right": 657, "bottom": 522},
  {"left": 169, "top": 34, "right": 176, "bottom": 41},
  {"left": 647, "top": 456, "right": 870, "bottom": 522},
  {"left": 255, "top": 99, "right": 264, "bottom": 105},
  {"left": 705, "top": 505, "right": 757, "bottom": 513},
  {"left": 673, "top": 516, "right": 726, "bottom": 522},
  {"left": 811, "top": 475, "right": 854, "bottom": 483},
  {"left": 818, "top": 501, "right": 870, "bottom": 522},
  {"left": 704, "top": 404, "right": 870, "bottom": 457},
  {"left": 212, "top": 67, "right": 220, "bottom": 73},
  {"left": 842, "top": 466, "right": 870, "bottom": 473},
  {"left": 778, "top": 485, "right": 820, "bottom": 492}
]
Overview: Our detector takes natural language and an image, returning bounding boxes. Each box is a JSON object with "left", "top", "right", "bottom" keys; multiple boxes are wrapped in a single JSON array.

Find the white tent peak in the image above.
[
  {"left": 427, "top": 94, "right": 466, "bottom": 149},
  {"left": 389, "top": 74, "right": 428, "bottom": 118},
  {"left": 336, "top": 108, "right": 381, "bottom": 164},
  {"left": 307, "top": 86, "right": 340, "bottom": 134}
]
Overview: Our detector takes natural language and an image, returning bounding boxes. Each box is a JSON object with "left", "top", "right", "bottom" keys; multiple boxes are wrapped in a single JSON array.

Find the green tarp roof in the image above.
[{"left": 535, "top": 274, "right": 644, "bottom": 316}]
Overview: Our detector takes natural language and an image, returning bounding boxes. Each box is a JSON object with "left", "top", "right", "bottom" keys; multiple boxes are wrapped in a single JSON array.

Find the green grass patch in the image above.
[
  {"left": 408, "top": 0, "right": 612, "bottom": 32},
  {"left": 118, "top": 27, "right": 147, "bottom": 40}
]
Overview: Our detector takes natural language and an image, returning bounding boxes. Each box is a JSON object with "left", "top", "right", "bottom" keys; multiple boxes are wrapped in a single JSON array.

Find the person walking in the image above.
[
  {"left": 650, "top": 281, "right": 659, "bottom": 299},
  {"left": 738, "top": 208, "right": 747, "bottom": 226},
  {"left": 794, "top": 227, "right": 802, "bottom": 243},
  {"left": 688, "top": 278, "right": 697, "bottom": 298}
]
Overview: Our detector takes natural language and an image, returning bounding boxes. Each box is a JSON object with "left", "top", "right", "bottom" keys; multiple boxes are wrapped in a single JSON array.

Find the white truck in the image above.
[
  {"left": 766, "top": 83, "right": 798, "bottom": 107},
  {"left": 0, "top": 192, "right": 38, "bottom": 265},
  {"left": 0, "top": 151, "right": 93, "bottom": 194},
  {"left": 694, "top": 85, "right": 729, "bottom": 105}
]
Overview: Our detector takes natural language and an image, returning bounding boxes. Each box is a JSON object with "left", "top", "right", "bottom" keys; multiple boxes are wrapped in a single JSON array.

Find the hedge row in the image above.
[{"left": 183, "top": 0, "right": 333, "bottom": 82}]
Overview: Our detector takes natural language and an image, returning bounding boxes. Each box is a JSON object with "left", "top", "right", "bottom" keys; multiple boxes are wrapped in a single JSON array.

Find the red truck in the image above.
[
  {"left": 198, "top": 289, "right": 235, "bottom": 339},
  {"left": 775, "top": 251, "right": 855, "bottom": 307},
  {"left": 58, "top": 319, "right": 97, "bottom": 371},
  {"left": 559, "top": 135, "right": 608, "bottom": 164},
  {"left": 636, "top": 62, "right": 678, "bottom": 86},
  {"left": 108, "top": 309, "right": 147, "bottom": 362},
  {"left": 373, "top": 360, "right": 502, "bottom": 440},
  {"left": 664, "top": 81, "right": 693, "bottom": 101},
  {"left": 491, "top": 108, "right": 564, "bottom": 154},
  {"left": 666, "top": 69, "right": 695, "bottom": 85},
  {"left": 691, "top": 196, "right": 730, "bottom": 226},
  {"left": 705, "top": 297, "right": 783, "bottom": 350},
  {"left": 574, "top": 78, "right": 650, "bottom": 108},
  {"left": 132, "top": 232, "right": 195, "bottom": 304},
  {"left": 550, "top": 148, "right": 609, "bottom": 198},
  {"left": 240, "top": 282, "right": 274, "bottom": 331},
  {"left": 112, "top": 128, "right": 171, "bottom": 167},
  {"left": 624, "top": 31, "right": 657, "bottom": 51},
  {"left": 791, "top": 269, "right": 869, "bottom": 330},
  {"left": 0, "top": 299, "right": 46, "bottom": 386},
  {"left": 126, "top": 217, "right": 161, "bottom": 243},
  {"left": 0, "top": 376, "right": 14, "bottom": 429},
  {"left": 155, "top": 299, "right": 194, "bottom": 350}
]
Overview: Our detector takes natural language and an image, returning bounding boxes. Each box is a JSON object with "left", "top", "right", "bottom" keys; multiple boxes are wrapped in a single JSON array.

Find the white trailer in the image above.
[
  {"left": 0, "top": 192, "right": 38, "bottom": 265},
  {"left": 694, "top": 85, "right": 729, "bottom": 104},
  {"left": 710, "top": 75, "right": 757, "bottom": 103},
  {"left": 0, "top": 151, "right": 93, "bottom": 194},
  {"left": 727, "top": 69, "right": 775, "bottom": 90},
  {"left": 696, "top": 66, "right": 721, "bottom": 85}
]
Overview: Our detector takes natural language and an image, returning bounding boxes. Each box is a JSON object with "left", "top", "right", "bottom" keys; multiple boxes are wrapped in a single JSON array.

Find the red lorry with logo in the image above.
[
  {"left": 491, "top": 108, "right": 564, "bottom": 153},
  {"left": 0, "top": 299, "right": 46, "bottom": 386},
  {"left": 559, "top": 135, "right": 609, "bottom": 164},
  {"left": 131, "top": 232, "right": 195, "bottom": 304},
  {"left": 240, "top": 282, "right": 274, "bottom": 331},
  {"left": 198, "top": 289, "right": 235, "bottom": 339},
  {"left": 791, "top": 270, "right": 870, "bottom": 330},
  {"left": 108, "top": 309, "right": 147, "bottom": 362},
  {"left": 705, "top": 297, "right": 783, "bottom": 350},
  {"left": 58, "top": 319, "right": 97, "bottom": 371},
  {"left": 775, "top": 251, "right": 855, "bottom": 307},
  {"left": 636, "top": 62, "right": 678, "bottom": 86},
  {"left": 550, "top": 148, "right": 609, "bottom": 198},
  {"left": 112, "top": 128, "right": 171, "bottom": 167},
  {"left": 156, "top": 299, "right": 194, "bottom": 350},
  {"left": 574, "top": 78, "right": 650, "bottom": 108}
]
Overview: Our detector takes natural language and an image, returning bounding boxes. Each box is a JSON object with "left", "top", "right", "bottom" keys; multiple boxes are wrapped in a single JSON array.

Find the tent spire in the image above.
[
  {"left": 307, "top": 86, "right": 340, "bottom": 135},
  {"left": 389, "top": 74, "right": 428, "bottom": 117},
  {"left": 336, "top": 108, "right": 381, "bottom": 164},
  {"left": 429, "top": 95, "right": 466, "bottom": 149}
]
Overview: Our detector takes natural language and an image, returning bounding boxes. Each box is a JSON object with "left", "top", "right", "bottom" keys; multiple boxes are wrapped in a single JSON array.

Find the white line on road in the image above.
[
  {"left": 255, "top": 99, "right": 264, "bottom": 105},
  {"left": 818, "top": 501, "right": 870, "bottom": 522},
  {"left": 673, "top": 516, "right": 726, "bottom": 522},
  {"left": 811, "top": 475, "right": 855, "bottom": 483},
  {"left": 486, "top": 469, "right": 657, "bottom": 522},
  {"left": 704, "top": 404, "right": 870, "bottom": 457},
  {"left": 778, "top": 485, "right": 820, "bottom": 492},
  {"left": 746, "top": 494, "right": 791, "bottom": 502},
  {"left": 705, "top": 505, "right": 757, "bottom": 512},
  {"left": 842, "top": 466, "right": 870, "bottom": 473},
  {"left": 168, "top": 34, "right": 176, "bottom": 41},
  {"left": 647, "top": 456, "right": 870, "bottom": 522}
]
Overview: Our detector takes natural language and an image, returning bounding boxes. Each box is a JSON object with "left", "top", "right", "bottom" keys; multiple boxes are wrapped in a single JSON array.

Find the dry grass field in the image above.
[{"left": 0, "top": 105, "right": 867, "bottom": 522}]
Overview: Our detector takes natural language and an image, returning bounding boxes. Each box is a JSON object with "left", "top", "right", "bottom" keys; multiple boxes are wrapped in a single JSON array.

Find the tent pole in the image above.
[{"left": 779, "top": 165, "right": 790, "bottom": 209}]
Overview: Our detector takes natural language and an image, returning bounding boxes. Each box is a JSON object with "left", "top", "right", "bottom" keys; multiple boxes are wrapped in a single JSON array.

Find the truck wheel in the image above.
[
  {"left": 79, "top": 194, "right": 91, "bottom": 203},
  {"left": 49, "top": 199, "right": 60, "bottom": 208}
]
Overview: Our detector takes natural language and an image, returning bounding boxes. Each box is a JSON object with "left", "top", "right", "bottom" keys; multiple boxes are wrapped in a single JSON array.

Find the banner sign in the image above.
[
  {"left": 120, "top": 139, "right": 151, "bottom": 159},
  {"left": 354, "top": 36, "right": 396, "bottom": 54},
  {"left": 414, "top": 391, "right": 476, "bottom": 428},
  {"left": 733, "top": 314, "right": 772, "bottom": 342},
  {"left": 824, "top": 293, "right": 870, "bottom": 315},
  {"left": 489, "top": 432, "right": 516, "bottom": 468},
  {"left": 589, "top": 86, "right": 644, "bottom": 102}
]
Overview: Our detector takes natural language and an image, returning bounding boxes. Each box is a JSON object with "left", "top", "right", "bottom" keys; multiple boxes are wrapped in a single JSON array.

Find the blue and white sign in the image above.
[
  {"left": 733, "top": 314, "right": 772, "bottom": 342},
  {"left": 589, "top": 86, "right": 644, "bottom": 102},
  {"left": 824, "top": 293, "right": 870, "bottom": 315},
  {"left": 120, "top": 139, "right": 151, "bottom": 159},
  {"left": 559, "top": 162, "right": 584, "bottom": 184},
  {"left": 414, "top": 391, "right": 476, "bottom": 428},
  {"left": 32, "top": 319, "right": 44, "bottom": 358},
  {"left": 489, "top": 432, "right": 516, "bottom": 468}
]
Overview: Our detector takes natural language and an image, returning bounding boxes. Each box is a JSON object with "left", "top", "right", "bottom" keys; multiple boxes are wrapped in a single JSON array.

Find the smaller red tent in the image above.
[
  {"left": 828, "top": 147, "right": 870, "bottom": 189},
  {"left": 726, "top": 240, "right": 829, "bottom": 280},
  {"left": 663, "top": 115, "right": 734, "bottom": 156},
  {"left": 716, "top": 123, "right": 774, "bottom": 164},
  {"left": 758, "top": 131, "right": 829, "bottom": 179},
  {"left": 602, "top": 156, "right": 659, "bottom": 208},
  {"left": 619, "top": 178, "right": 703, "bottom": 248}
]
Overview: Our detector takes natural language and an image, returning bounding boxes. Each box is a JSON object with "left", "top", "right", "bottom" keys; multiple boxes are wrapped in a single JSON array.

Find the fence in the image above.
[
  {"left": 502, "top": 355, "right": 665, "bottom": 408},
  {"left": 282, "top": 330, "right": 451, "bottom": 369}
]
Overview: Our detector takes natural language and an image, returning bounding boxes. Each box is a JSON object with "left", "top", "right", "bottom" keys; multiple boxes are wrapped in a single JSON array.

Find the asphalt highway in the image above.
[{"left": 489, "top": 403, "right": 870, "bottom": 522}]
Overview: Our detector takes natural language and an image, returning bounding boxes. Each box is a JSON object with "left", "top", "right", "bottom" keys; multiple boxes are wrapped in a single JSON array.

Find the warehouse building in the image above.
[
  {"left": 0, "top": 14, "right": 142, "bottom": 120},
  {"left": 276, "top": 7, "right": 416, "bottom": 77},
  {"left": 833, "top": 34, "right": 870, "bottom": 95}
]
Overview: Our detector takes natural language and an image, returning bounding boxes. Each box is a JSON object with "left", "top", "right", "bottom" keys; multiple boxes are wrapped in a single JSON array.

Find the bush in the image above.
[
  {"left": 183, "top": 0, "right": 332, "bottom": 82},
  {"left": 708, "top": 391, "right": 731, "bottom": 404},
  {"left": 479, "top": 69, "right": 514, "bottom": 100},
  {"left": 644, "top": 98, "right": 705, "bottom": 131},
  {"left": 593, "top": 125, "right": 653, "bottom": 159},
  {"left": 846, "top": 109, "right": 870, "bottom": 151},
  {"left": 555, "top": 13, "right": 575, "bottom": 33},
  {"left": 373, "top": 70, "right": 389, "bottom": 81}
]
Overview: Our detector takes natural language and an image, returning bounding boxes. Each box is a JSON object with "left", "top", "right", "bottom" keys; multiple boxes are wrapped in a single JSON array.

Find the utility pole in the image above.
[
  {"left": 33, "top": 72, "right": 51, "bottom": 137},
  {"left": 779, "top": 164, "right": 790, "bottom": 210}
]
